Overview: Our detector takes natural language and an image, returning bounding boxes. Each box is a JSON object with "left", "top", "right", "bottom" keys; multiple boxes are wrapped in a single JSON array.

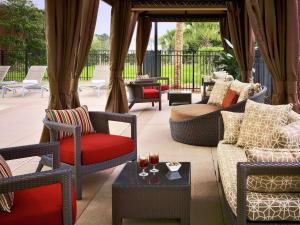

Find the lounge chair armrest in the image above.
[
  {"left": 236, "top": 162, "right": 300, "bottom": 225},
  {"left": 43, "top": 118, "right": 81, "bottom": 142},
  {"left": 0, "top": 167, "right": 73, "bottom": 225},
  {"left": 129, "top": 82, "right": 160, "bottom": 87},
  {"left": 0, "top": 142, "right": 60, "bottom": 169},
  {"left": 89, "top": 111, "right": 137, "bottom": 140}
]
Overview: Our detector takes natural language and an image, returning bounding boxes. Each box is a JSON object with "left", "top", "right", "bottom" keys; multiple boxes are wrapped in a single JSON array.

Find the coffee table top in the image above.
[
  {"left": 169, "top": 90, "right": 192, "bottom": 95},
  {"left": 113, "top": 162, "right": 191, "bottom": 188}
]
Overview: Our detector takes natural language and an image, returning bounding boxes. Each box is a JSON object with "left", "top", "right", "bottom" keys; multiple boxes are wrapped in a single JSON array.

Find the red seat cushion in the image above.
[
  {"left": 60, "top": 133, "right": 135, "bottom": 165},
  {"left": 222, "top": 89, "right": 239, "bottom": 108},
  {"left": 143, "top": 88, "right": 160, "bottom": 99},
  {"left": 160, "top": 84, "right": 170, "bottom": 91},
  {"left": 0, "top": 184, "right": 77, "bottom": 225}
]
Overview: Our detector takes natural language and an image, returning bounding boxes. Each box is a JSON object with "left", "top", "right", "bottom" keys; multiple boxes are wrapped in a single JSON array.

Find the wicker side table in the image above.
[
  {"left": 168, "top": 90, "right": 192, "bottom": 106},
  {"left": 112, "top": 162, "right": 191, "bottom": 225}
]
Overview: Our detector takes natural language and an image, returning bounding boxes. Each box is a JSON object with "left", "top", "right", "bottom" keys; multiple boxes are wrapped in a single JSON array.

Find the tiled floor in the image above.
[{"left": 0, "top": 86, "right": 227, "bottom": 225}]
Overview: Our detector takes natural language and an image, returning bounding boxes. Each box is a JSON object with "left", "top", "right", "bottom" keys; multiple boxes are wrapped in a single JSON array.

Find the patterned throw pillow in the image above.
[
  {"left": 0, "top": 155, "right": 14, "bottom": 212},
  {"left": 46, "top": 105, "right": 95, "bottom": 139},
  {"left": 237, "top": 83, "right": 262, "bottom": 102},
  {"left": 277, "top": 120, "right": 300, "bottom": 148},
  {"left": 237, "top": 100, "right": 292, "bottom": 148},
  {"left": 221, "top": 111, "right": 244, "bottom": 144},
  {"left": 207, "top": 80, "right": 232, "bottom": 106},
  {"left": 230, "top": 79, "right": 251, "bottom": 94},
  {"left": 246, "top": 147, "right": 300, "bottom": 192},
  {"left": 221, "top": 89, "right": 239, "bottom": 108},
  {"left": 288, "top": 110, "right": 300, "bottom": 123}
]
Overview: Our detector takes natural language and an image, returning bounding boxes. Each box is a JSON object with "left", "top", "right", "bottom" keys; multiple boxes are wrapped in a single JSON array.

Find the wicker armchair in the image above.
[
  {"left": 169, "top": 87, "right": 267, "bottom": 147},
  {"left": 127, "top": 81, "right": 162, "bottom": 110},
  {"left": 0, "top": 143, "right": 75, "bottom": 225},
  {"left": 38, "top": 111, "right": 137, "bottom": 200}
]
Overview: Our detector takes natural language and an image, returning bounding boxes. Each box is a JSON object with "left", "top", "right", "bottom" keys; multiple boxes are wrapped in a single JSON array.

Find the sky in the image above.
[{"left": 31, "top": 0, "right": 176, "bottom": 49}]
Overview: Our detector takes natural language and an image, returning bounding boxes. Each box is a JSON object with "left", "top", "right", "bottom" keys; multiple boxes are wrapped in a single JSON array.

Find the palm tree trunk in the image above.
[{"left": 174, "top": 22, "right": 183, "bottom": 89}]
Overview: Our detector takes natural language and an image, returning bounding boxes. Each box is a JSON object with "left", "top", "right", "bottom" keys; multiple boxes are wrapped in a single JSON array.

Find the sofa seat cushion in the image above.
[
  {"left": 143, "top": 88, "right": 160, "bottom": 99},
  {"left": 170, "top": 104, "right": 220, "bottom": 121},
  {"left": 160, "top": 84, "right": 169, "bottom": 91},
  {"left": 0, "top": 184, "right": 77, "bottom": 225},
  {"left": 217, "top": 143, "right": 300, "bottom": 221},
  {"left": 60, "top": 133, "right": 135, "bottom": 165}
]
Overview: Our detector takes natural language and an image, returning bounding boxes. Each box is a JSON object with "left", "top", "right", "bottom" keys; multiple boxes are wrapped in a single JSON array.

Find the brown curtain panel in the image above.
[
  {"left": 219, "top": 16, "right": 231, "bottom": 52},
  {"left": 136, "top": 16, "right": 152, "bottom": 75},
  {"left": 246, "top": 0, "right": 300, "bottom": 112},
  {"left": 227, "top": 1, "right": 255, "bottom": 83},
  {"left": 40, "top": 0, "right": 99, "bottom": 142},
  {"left": 105, "top": 0, "right": 135, "bottom": 113}
]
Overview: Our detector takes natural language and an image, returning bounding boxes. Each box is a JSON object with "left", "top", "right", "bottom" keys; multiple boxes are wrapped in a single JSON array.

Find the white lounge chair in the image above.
[
  {"left": 79, "top": 65, "right": 109, "bottom": 96},
  {"left": 2, "top": 66, "right": 48, "bottom": 98},
  {"left": 0, "top": 66, "right": 16, "bottom": 97}
]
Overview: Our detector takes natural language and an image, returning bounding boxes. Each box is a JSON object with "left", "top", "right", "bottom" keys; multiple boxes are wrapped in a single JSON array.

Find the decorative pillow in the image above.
[
  {"left": 237, "top": 83, "right": 262, "bottom": 102},
  {"left": 221, "top": 111, "right": 244, "bottom": 144},
  {"left": 0, "top": 155, "right": 14, "bottom": 212},
  {"left": 237, "top": 100, "right": 293, "bottom": 148},
  {"left": 288, "top": 110, "right": 300, "bottom": 123},
  {"left": 230, "top": 79, "right": 250, "bottom": 93},
  {"left": 212, "top": 71, "right": 228, "bottom": 79},
  {"left": 46, "top": 105, "right": 95, "bottom": 139},
  {"left": 277, "top": 120, "right": 300, "bottom": 148},
  {"left": 222, "top": 89, "right": 239, "bottom": 108},
  {"left": 207, "top": 81, "right": 232, "bottom": 106},
  {"left": 246, "top": 147, "right": 300, "bottom": 192}
]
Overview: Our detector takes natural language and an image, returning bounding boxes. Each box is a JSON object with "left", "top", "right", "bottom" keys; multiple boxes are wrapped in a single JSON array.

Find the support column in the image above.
[{"left": 154, "top": 22, "right": 158, "bottom": 76}]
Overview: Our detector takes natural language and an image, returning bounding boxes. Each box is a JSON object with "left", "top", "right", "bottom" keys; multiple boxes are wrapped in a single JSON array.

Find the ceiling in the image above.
[{"left": 103, "top": 0, "right": 229, "bottom": 22}]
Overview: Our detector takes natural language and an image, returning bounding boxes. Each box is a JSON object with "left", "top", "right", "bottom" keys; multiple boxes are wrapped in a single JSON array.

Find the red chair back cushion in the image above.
[
  {"left": 160, "top": 84, "right": 170, "bottom": 91},
  {"left": 60, "top": 133, "right": 135, "bottom": 165},
  {"left": 222, "top": 89, "right": 239, "bottom": 108},
  {"left": 0, "top": 183, "right": 77, "bottom": 225}
]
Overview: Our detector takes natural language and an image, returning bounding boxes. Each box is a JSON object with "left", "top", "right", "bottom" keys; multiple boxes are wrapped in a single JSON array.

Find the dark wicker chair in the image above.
[
  {"left": 127, "top": 81, "right": 162, "bottom": 111},
  {"left": 0, "top": 143, "right": 75, "bottom": 225},
  {"left": 38, "top": 111, "right": 137, "bottom": 200},
  {"left": 169, "top": 87, "right": 267, "bottom": 147}
]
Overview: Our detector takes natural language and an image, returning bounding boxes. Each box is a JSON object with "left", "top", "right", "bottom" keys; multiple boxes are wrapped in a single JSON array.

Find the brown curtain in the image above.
[
  {"left": 136, "top": 16, "right": 152, "bottom": 75},
  {"left": 227, "top": 1, "right": 255, "bottom": 83},
  {"left": 219, "top": 16, "right": 231, "bottom": 52},
  {"left": 105, "top": 0, "right": 135, "bottom": 113},
  {"left": 246, "top": 0, "right": 300, "bottom": 112},
  {"left": 40, "top": 0, "right": 99, "bottom": 142}
]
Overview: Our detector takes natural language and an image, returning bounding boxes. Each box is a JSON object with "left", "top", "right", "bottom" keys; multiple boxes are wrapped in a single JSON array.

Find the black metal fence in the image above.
[{"left": 0, "top": 49, "right": 272, "bottom": 93}]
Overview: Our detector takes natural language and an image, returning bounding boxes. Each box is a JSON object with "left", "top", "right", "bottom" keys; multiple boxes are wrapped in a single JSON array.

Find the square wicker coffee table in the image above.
[{"left": 112, "top": 162, "right": 191, "bottom": 225}]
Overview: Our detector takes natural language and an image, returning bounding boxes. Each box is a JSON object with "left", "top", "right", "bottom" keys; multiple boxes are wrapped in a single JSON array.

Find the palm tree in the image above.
[{"left": 174, "top": 22, "right": 183, "bottom": 88}]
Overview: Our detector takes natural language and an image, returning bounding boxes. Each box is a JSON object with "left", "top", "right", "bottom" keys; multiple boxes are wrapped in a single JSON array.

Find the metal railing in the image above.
[{"left": 0, "top": 49, "right": 271, "bottom": 92}]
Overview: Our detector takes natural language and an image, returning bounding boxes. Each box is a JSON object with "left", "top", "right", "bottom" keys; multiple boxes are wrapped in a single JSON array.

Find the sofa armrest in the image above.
[
  {"left": 0, "top": 142, "right": 60, "bottom": 169},
  {"left": 236, "top": 162, "right": 300, "bottom": 225},
  {"left": 0, "top": 167, "right": 73, "bottom": 225}
]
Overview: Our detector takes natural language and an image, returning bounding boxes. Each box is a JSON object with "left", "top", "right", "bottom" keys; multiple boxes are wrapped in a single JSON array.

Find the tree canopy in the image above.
[
  {"left": 159, "top": 22, "right": 222, "bottom": 52},
  {"left": 0, "top": 0, "right": 45, "bottom": 52}
]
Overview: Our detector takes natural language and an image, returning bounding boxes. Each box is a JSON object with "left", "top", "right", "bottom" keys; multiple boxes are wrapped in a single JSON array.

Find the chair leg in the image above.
[
  {"left": 97, "top": 87, "right": 101, "bottom": 97},
  {"left": 75, "top": 174, "right": 82, "bottom": 200},
  {"left": 128, "top": 102, "right": 135, "bottom": 110},
  {"left": 159, "top": 99, "right": 161, "bottom": 111},
  {"left": 152, "top": 102, "right": 154, "bottom": 107},
  {"left": 22, "top": 87, "right": 25, "bottom": 97}
]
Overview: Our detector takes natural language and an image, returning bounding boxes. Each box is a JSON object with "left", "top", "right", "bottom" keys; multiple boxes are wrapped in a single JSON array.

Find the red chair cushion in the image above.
[
  {"left": 143, "top": 88, "right": 160, "bottom": 99},
  {"left": 222, "top": 89, "right": 239, "bottom": 108},
  {"left": 160, "top": 84, "right": 170, "bottom": 91},
  {"left": 60, "top": 133, "right": 135, "bottom": 165},
  {"left": 0, "top": 183, "right": 77, "bottom": 225}
]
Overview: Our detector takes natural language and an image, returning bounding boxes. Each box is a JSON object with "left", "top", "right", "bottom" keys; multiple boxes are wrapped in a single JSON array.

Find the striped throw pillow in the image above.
[
  {"left": 46, "top": 105, "right": 95, "bottom": 139},
  {"left": 0, "top": 155, "right": 14, "bottom": 212}
]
